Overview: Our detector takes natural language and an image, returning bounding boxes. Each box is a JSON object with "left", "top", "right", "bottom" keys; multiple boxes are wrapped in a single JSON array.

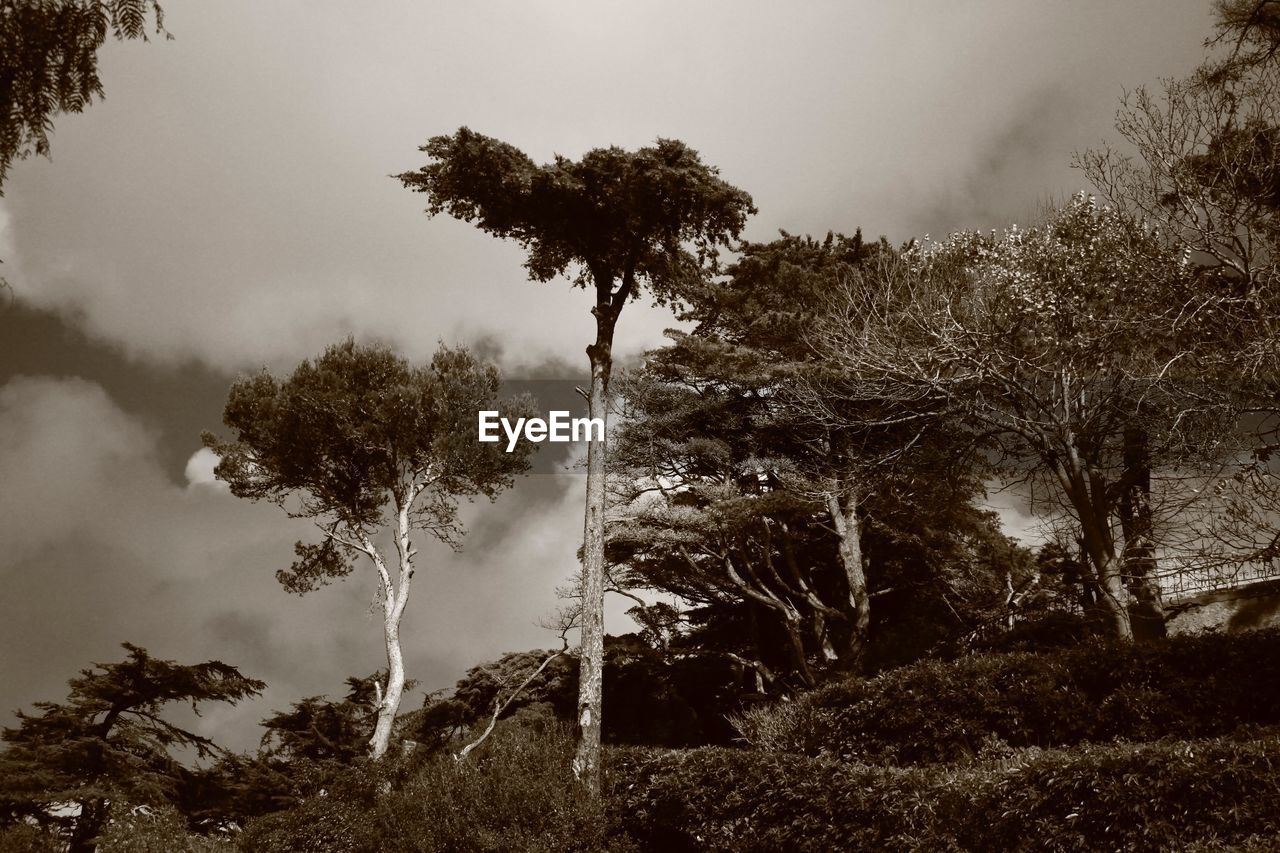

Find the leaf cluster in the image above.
[
  {"left": 202, "top": 339, "right": 536, "bottom": 593},
  {"left": 397, "top": 128, "right": 756, "bottom": 304},
  {"left": 0, "top": 0, "right": 168, "bottom": 189}
]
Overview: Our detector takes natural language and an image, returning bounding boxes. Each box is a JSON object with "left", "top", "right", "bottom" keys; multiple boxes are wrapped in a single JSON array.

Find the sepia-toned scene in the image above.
[{"left": 4, "top": 2, "right": 1280, "bottom": 850}]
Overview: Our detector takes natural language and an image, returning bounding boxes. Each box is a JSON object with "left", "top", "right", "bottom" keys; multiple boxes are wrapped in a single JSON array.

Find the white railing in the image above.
[{"left": 1154, "top": 559, "right": 1280, "bottom": 602}]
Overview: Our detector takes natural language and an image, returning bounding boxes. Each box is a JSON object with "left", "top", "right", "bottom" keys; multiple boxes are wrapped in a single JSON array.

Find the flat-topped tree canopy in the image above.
[{"left": 396, "top": 128, "right": 756, "bottom": 310}]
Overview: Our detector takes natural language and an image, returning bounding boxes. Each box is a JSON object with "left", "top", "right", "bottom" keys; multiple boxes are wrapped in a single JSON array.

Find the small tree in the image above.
[
  {"left": 203, "top": 339, "right": 535, "bottom": 759},
  {"left": 397, "top": 128, "right": 754, "bottom": 792},
  {"left": 0, "top": 643, "right": 263, "bottom": 853}
]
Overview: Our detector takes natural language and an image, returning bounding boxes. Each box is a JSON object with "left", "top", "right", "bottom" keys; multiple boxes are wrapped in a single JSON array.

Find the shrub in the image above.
[
  {"left": 733, "top": 629, "right": 1280, "bottom": 764},
  {"left": 607, "top": 735, "right": 1280, "bottom": 851},
  {"left": 0, "top": 823, "right": 60, "bottom": 853},
  {"left": 98, "top": 805, "right": 234, "bottom": 852},
  {"left": 240, "top": 719, "right": 636, "bottom": 852}
]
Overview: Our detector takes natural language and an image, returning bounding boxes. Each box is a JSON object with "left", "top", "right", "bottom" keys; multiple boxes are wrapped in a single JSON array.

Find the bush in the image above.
[
  {"left": 607, "top": 735, "right": 1280, "bottom": 851},
  {"left": 0, "top": 823, "right": 60, "bottom": 853},
  {"left": 98, "top": 804, "right": 234, "bottom": 852},
  {"left": 732, "top": 629, "right": 1280, "bottom": 764},
  {"left": 240, "top": 719, "right": 636, "bottom": 852}
]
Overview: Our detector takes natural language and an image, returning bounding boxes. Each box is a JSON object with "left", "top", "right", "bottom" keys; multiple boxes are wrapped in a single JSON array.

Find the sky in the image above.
[{"left": 0, "top": 0, "right": 1215, "bottom": 751}]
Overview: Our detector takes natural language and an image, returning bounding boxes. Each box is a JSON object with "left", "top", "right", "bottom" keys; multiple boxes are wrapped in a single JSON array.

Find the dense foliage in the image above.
[
  {"left": 0, "top": 644, "right": 262, "bottom": 851},
  {"left": 240, "top": 721, "right": 634, "bottom": 853},
  {"left": 608, "top": 734, "right": 1280, "bottom": 852},
  {"left": 732, "top": 628, "right": 1280, "bottom": 764}
]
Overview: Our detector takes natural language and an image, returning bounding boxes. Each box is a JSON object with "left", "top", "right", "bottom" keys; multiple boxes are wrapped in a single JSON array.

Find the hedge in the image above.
[
  {"left": 607, "top": 734, "right": 1280, "bottom": 852},
  {"left": 732, "top": 629, "right": 1280, "bottom": 764}
]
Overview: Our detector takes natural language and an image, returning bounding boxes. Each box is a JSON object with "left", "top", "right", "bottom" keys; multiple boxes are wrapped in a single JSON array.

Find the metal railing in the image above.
[{"left": 1154, "top": 559, "right": 1280, "bottom": 602}]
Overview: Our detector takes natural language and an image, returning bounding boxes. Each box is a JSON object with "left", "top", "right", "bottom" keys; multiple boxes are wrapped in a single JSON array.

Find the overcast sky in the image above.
[{"left": 0, "top": 0, "right": 1214, "bottom": 751}]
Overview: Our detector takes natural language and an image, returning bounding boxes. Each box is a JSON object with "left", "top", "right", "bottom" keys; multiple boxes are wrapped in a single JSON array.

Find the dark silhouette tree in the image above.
[
  {"left": 0, "top": 0, "right": 169, "bottom": 190},
  {"left": 397, "top": 128, "right": 754, "bottom": 793},
  {"left": 0, "top": 643, "right": 263, "bottom": 853},
  {"left": 203, "top": 339, "right": 535, "bottom": 759}
]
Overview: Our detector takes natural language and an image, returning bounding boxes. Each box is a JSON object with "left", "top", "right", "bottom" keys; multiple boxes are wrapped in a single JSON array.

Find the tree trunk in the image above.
[
  {"left": 69, "top": 800, "right": 104, "bottom": 853},
  {"left": 573, "top": 325, "right": 612, "bottom": 796},
  {"left": 1097, "top": 557, "right": 1134, "bottom": 638},
  {"left": 1119, "top": 427, "right": 1165, "bottom": 639},
  {"left": 828, "top": 489, "right": 870, "bottom": 673},
  {"left": 1055, "top": 458, "right": 1134, "bottom": 640},
  {"left": 370, "top": 620, "right": 406, "bottom": 759}
]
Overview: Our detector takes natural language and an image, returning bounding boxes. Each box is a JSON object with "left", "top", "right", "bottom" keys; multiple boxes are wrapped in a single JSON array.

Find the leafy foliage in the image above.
[
  {"left": 732, "top": 629, "right": 1280, "bottom": 765},
  {"left": 608, "top": 733, "right": 1280, "bottom": 852},
  {"left": 413, "top": 635, "right": 737, "bottom": 751},
  {"left": 240, "top": 721, "right": 636, "bottom": 853},
  {"left": 258, "top": 672, "right": 409, "bottom": 764},
  {"left": 0, "top": 0, "right": 168, "bottom": 189},
  {"left": 0, "top": 644, "right": 262, "bottom": 848},
  {"left": 205, "top": 339, "right": 534, "bottom": 592},
  {"left": 398, "top": 128, "right": 755, "bottom": 302}
]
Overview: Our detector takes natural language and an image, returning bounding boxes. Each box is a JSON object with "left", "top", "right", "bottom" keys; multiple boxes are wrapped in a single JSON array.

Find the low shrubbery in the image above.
[
  {"left": 608, "top": 734, "right": 1280, "bottom": 851},
  {"left": 732, "top": 629, "right": 1280, "bottom": 764},
  {"left": 239, "top": 718, "right": 636, "bottom": 852}
]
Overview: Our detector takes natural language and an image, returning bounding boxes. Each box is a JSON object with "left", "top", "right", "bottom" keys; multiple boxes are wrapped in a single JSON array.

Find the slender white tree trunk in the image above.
[
  {"left": 573, "top": 350, "right": 609, "bottom": 795},
  {"left": 371, "top": 621, "right": 406, "bottom": 759},
  {"left": 366, "top": 501, "right": 415, "bottom": 760}
]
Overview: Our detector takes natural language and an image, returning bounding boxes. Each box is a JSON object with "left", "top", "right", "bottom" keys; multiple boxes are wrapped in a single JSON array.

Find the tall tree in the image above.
[
  {"left": 0, "top": 643, "right": 262, "bottom": 853},
  {"left": 1, "top": 0, "right": 168, "bottom": 190},
  {"left": 397, "top": 128, "right": 754, "bottom": 792},
  {"left": 203, "top": 340, "right": 535, "bottom": 759}
]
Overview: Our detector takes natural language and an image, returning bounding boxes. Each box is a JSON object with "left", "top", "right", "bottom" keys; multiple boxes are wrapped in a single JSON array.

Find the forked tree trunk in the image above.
[
  {"left": 573, "top": 319, "right": 612, "bottom": 795},
  {"left": 1054, "top": 457, "right": 1134, "bottom": 640}
]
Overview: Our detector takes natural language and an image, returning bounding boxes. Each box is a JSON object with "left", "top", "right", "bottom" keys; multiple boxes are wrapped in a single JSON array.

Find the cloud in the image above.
[
  {"left": 0, "top": 376, "right": 604, "bottom": 752},
  {"left": 183, "top": 447, "right": 222, "bottom": 488},
  {"left": 0, "top": 1, "right": 1213, "bottom": 375}
]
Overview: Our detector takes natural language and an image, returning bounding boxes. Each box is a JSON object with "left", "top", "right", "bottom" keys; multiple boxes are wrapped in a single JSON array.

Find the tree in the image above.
[
  {"left": 814, "top": 195, "right": 1233, "bottom": 638},
  {"left": 1, "top": 0, "right": 169, "bottom": 190},
  {"left": 203, "top": 339, "right": 535, "bottom": 759},
  {"left": 1078, "top": 6, "right": 1280, "bottom": 577},
  {"left": 606, "top": 328, "right": 1026, "bottom": 687},
  {"left": 0, "top": 643, "right": 262, "bottom": 852},
  {"left": 397, "top": 128, "right": 754, "bottom": 792}
]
